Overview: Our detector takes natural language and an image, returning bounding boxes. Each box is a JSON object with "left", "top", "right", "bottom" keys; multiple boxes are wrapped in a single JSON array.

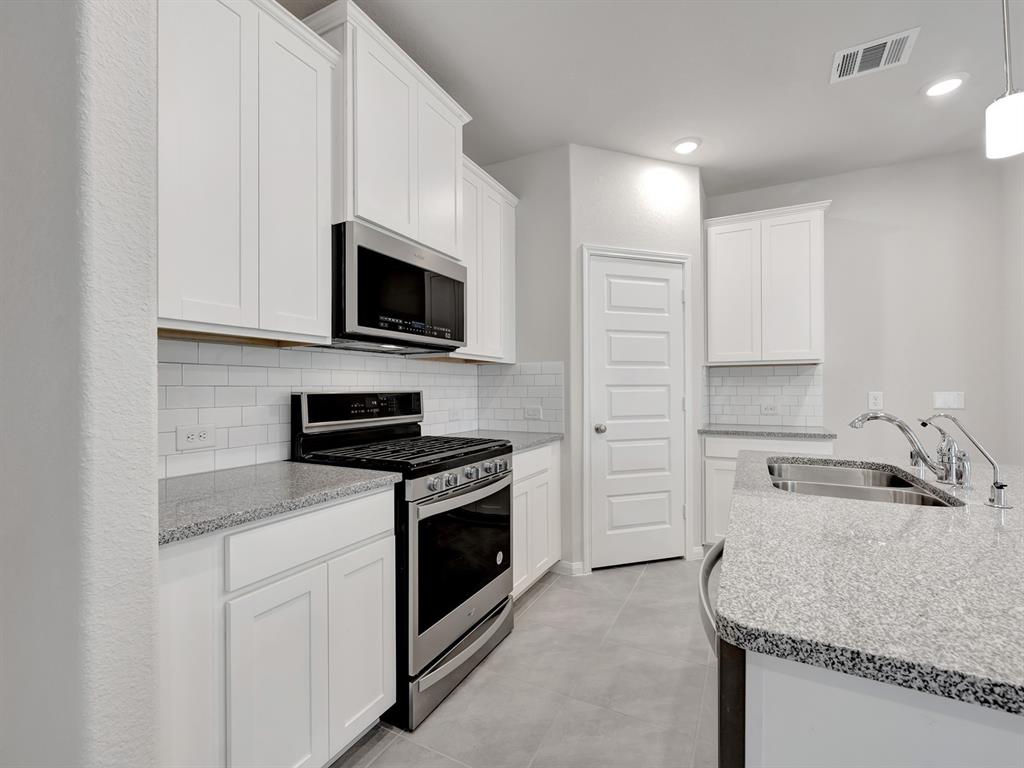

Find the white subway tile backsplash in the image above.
[
  {"left": 706, "top": 364, "right": 824, "bottom": 427},
  {"left": 198, "top": 342, "right": 242, "bottom": 366},
  {"left": 182, "top": 364, "right": 228, "bottom": 386},
  {"left": 165, "top": 386, "right": 215, "bottom": 409},
  {"left": 228, "top": 366, "right": 268, "bottom": 386},
  {"left": 158, "top": 339, "right": 198, "bottom": 364},
  {"left": 157, "top": 363, "right": 182, "bottom": 386},
  {"left": 229, "top": 425, "right": 267, "bottom": 448},
  {"left": 215, "top": 386, "right": 256, "bottom": 407},
  {"left": 166, "top": 450, "right": 214, "bottom": 477}
]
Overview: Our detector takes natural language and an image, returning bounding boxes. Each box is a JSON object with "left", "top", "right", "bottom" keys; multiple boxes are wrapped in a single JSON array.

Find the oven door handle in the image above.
[
  {"left": 416, "top": 474, "right": 512, "bottom": 521},
  {"left": 418, "top": 599, "right": 512, "bottom": 692}
]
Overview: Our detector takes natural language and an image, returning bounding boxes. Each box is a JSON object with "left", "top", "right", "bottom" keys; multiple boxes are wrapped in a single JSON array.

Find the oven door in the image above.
[
  {"left": 336, "top": 221, "right": 466, "bottom": 350},
  {"left": 408, "top": 473, "right": 512, "bottom": 675}
]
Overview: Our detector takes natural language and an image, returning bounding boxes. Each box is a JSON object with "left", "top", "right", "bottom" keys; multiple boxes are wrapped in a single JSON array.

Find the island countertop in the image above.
[
  {"left": 449, "top": 429, "right": 562, "bottom": 453},
  {"left": 159, "top": 461, "right": 401, "bottom": 545},
  {"left": 716, "top": 450, "right": 1024, "bottom": 715}
]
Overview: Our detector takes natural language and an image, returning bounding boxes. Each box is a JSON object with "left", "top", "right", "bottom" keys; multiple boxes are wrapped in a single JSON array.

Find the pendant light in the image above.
[{"left": 986, "top": 0, "right": 1024, "bottom": 158}]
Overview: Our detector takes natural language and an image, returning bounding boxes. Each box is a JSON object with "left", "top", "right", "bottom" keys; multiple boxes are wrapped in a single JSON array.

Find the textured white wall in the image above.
[
  {"left": 0, "top": 1, "right": 158, "bottom": 765},
  {"left": 708, "top": 151, "right": 1010, "bottom": 464}
]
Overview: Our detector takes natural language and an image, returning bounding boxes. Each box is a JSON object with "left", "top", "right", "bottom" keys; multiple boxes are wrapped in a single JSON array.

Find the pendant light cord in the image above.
[{"left": 1003, "top": 0, "right": 1016, "bottom": 95}]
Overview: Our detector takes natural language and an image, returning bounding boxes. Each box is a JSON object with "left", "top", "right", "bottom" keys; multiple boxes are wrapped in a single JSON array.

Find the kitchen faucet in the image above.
[
  {"left": 918, "top": 419, "right": 971, "bottom": 488},
  {"left": 848, "top": 411, "right": 942, "bottom": 477},
  {"left": 921, "top": 414, "right": 1011, "bottom": 509}
]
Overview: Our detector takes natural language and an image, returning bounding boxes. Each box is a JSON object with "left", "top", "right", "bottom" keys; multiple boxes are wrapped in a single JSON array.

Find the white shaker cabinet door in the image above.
[
  {"left": 704, "top": 457, "right": 737, "bottom": 543},
  {"left": 459, "top": 171, "right": 482, "bottom": 353},
  {"left": 158, "top": 0, "right": 259, "bottom": 328},
  {"left": 352, "top": 27, "right": 418, "bottom": 241},
  {"left": 476, "top": 189, "right": 506, "bottom": 358},
  {"left": 706, "top": 221, "right": 761, "bottom": 363},
  {"left": 227, "top": 565, "right": 329, "bottom": 768},
  {"left": 257, "top": 16, "right": 333, "bottom": 339},
  {"left": 327, "top": 537, "right": 396, "bottom": 756},
  {"left": 417, "top": 88, "right": 462, "bottom": 257},
  {"left": 511, "top": 481, "right": 531, "bottom": 598}
]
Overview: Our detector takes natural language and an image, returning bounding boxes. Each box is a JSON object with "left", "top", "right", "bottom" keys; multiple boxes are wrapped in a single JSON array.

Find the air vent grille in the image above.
[{"left": 830, "top": 27, "right": 920, "bottom": 83}]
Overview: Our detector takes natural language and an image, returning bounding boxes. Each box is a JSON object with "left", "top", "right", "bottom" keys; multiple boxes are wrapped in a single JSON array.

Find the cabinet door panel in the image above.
[
  {"left": 704, "top": 458, "right": 737, "bottom": 543},
  {"left": 158, "top": 0, "right": 258, "bottom": 327},
  {"left": 328, "top": 537, "right": 396, "bottom": 756},
  {"left": 511, "top": 483, "right": 530, "bottom": 598},
  {"left": 417, "top": 90, "right": 461, "bottom": 257},
  {"left": 706, "top": 222, "right": 761, "bottom": 362},
  {"left": 528, "top": 476, "right": 553, "bottom": 575},
  {"left": 227, "top": 565, "right": 329, "bottom": 768},
  {"left": 761, "top": 212, "right": 824, "bottom": 361},
  {"left": 477, "top": 191, "right": 505, "bottom": 358},
  {"left": 459, "top": 172, "right": 481, "bottom": 353},
  {"left": 258, "top": 19, "right": 332, "bottom": 338},
  {"left": 353, "top": 29, "right": 418, "bottom": 239}
]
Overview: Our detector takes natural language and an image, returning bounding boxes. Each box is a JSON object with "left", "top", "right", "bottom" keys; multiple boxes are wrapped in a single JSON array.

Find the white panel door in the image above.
[
  {"left": 589, "top": 256, "right": 686, "bottom": 568},
  {"left": 158, "top": 0, "right": 259, "bottom": 327},
  {"left": 511, "top": 481, "right": 531, "bottom": 597},
  {"left": 327, "top": 537, "right": 396, "bottom": 756},
  {"left": 761, "top": 212, "right": 824, "bottom": 361},
  {"left": 703, "top": 457, "right": 737, "bottom": 543},
  {"left": 459, "top": 171, "right": 481, "bottom": 353},
  {"left": 352, "top": 27, "right": 418, "bottom": 240},
  {"left": 258, "top": 18, "right": 332, "bottom": 338},
  {"left": 417, "top": 89, "right": 461, "bottom": 257},
  {"left": 706, "top": 222, "right": 761, "bottom": 363},
  {"left": 476, "top": 189, "right": 505, "bottom": 358},
  {"left": 227, "top": 565, "right": 329, "bottom": 768}
]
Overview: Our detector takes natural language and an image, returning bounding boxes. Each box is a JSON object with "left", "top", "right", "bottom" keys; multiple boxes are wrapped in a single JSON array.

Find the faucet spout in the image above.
[{"left": 848, "top": 411, "right": 942, "bottom": 476}]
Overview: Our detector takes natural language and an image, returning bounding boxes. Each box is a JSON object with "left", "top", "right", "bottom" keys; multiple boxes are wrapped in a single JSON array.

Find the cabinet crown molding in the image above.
[
  {"left": 253, "top": 0, "right": 341, "bottom": 62},
  {"left": 463, "top": 156, "right": 519, "bottom": 206},
  {"left": 303, "top": 0, "right": 471, "bottom": 124},
  {"left": 705, "top": 199, "right": 832, "bottom": 228}
]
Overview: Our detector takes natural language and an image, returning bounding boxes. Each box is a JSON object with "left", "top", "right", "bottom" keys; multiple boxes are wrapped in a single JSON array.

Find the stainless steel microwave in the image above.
[{"left": 330, "top": 222, "right": 466, "bottom": 354}]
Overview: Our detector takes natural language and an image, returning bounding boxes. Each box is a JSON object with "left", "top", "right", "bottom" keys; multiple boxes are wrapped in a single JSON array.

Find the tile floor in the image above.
[{"left": 331, "top": 558, "right": 718, "bottom": 768}]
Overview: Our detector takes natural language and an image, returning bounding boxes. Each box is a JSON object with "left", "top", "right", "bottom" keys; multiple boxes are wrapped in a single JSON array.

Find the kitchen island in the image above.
[{"left": 715, "top": 450, "right": 1024, "bottom": 767}]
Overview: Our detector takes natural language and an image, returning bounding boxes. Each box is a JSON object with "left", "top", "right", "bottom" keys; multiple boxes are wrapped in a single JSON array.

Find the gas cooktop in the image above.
[{"left": 308, "top": 434, "right": 510, "bottom": 471}]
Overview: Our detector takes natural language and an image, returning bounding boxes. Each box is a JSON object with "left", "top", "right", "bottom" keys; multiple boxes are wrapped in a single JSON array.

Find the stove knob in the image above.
[
  {"left": 427, "top": 476, "right": 442, "bottom": 492},
  {"left": 495, "top": 459, "right": 508, "bottom": 473},
  {"left": 482, "top": 461, "right": 495, "bottom": 475},
  {"left": 445, "top": 473, "right": 458, "bottom": 488},
  {"left": 464, "top": 466, "right": 480, "bottom": 481}
]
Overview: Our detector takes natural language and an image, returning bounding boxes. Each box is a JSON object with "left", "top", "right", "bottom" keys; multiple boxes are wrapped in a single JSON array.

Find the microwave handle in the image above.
[{"left": 416, "top": 474, "right": 512, "bottom": 521}]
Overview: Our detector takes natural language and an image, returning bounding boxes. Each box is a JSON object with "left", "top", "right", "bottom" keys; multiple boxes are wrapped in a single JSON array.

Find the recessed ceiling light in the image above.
[
  {"left": 925, "top": 75, "right": 966, "bottom": 97},
  {"left": 673, "top": 137, "right": 702, "bottom": 155}
]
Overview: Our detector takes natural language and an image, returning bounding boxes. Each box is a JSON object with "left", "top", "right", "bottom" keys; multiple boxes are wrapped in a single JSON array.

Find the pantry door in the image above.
[{"left": 587, "top": 253, "right": 687, "bottom": 568}]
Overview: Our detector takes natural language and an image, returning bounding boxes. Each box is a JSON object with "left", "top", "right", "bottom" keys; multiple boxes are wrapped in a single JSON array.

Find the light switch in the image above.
[
  {"left": 933, "top": 391, "right": 965, "bottom": 410},
  {"left": 868, "top": 391, "right": 884, "bottom": 410},
  {"left": 525, "top": 405, "right": 543, "bottom": 420}
]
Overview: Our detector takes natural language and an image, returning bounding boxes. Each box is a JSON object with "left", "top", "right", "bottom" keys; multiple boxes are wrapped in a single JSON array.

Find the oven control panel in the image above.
[{"left": 407, "top": 454, "right": 512, "bottom": 501}]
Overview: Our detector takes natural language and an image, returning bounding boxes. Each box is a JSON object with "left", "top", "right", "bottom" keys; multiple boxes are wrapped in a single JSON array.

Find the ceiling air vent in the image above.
[{"left": 830, "top": 27, "right": 920, "bottom": 83}]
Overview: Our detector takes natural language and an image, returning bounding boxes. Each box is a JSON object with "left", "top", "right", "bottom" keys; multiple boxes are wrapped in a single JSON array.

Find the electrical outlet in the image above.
[
  {"left": 176, "top": 423, "right": 216, "bottom": 451},
  {"left": 933, "top": 391, "right": 965, "bottom": 409},
  {"left": 761, "top": 403, "right": 779, "bottom": 416},
  {"left": 868, "top": 391, "right": 884, "bottom": 410},
  {"left": 525, "top": 405, "right": 543, "bottom": 420}
]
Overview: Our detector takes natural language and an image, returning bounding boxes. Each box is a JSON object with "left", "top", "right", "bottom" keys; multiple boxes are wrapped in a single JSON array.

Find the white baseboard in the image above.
[{"left": 551, "top": 559, "right": 586, "bottom": 576}]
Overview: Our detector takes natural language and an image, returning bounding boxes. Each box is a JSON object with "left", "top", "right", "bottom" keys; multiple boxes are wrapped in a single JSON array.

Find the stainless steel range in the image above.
[{"left": 290, "top": 391, "right": 514, "bottom": 729}]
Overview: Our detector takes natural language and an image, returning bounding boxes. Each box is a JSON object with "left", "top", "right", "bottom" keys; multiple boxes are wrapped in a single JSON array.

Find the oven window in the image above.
[
  {"left": 357, "top": 247, "right": 464, "bottom": 343},
  {"left": 417, "top": 483, "right": 511, "bottom": 634}
]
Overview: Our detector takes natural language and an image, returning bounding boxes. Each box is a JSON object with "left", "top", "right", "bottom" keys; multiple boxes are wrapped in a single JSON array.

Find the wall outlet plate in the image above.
[
  {"left": 177, "top": 423, "right": 216, "bottom": 451},
  {"left": 933, "top": 391, "right": 965, "bottom": 409},
  {"left": 761, "top": 403, "right": 779, "bottom": 416},
  {"left": 525, "top": 405, "right": 543, "bottom": 420},
  {"left": 868, "top": 391, "right": 884, "bottom": 410}
]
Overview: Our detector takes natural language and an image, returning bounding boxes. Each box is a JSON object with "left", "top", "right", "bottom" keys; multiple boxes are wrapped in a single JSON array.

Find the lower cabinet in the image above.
[
  {"left": 160, "top": 488, "right": 396, "bottom": 768},
  {"left": 703, "top": 436, "right": 834, "bottom": 544},
  {"left": 511, "top": 442, "right": 562, "bottom": 598}
]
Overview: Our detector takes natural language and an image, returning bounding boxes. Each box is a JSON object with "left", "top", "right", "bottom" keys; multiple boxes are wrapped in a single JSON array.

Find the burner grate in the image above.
[{"left": 312, "top": 435, "right": 506, "bottom": 467}]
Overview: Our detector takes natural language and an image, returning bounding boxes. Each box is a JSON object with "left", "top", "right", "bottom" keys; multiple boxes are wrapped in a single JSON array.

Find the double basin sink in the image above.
[{"left": 768, "top": 462, "right": 961, "bottom": 507}]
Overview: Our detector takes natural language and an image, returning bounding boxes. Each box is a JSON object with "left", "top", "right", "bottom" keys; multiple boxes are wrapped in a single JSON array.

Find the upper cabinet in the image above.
[
  {"left": 705, "top": 201, "right": 829, "bottom": 365},
  {"left": 453, "top": 157, "right": 517, "bottom": 363},
  {"left": 158, "top": 0, "right": 338, "bottom": 344},
  {"left": 307, "top": 1, "right": 470, "bottom": 260}
]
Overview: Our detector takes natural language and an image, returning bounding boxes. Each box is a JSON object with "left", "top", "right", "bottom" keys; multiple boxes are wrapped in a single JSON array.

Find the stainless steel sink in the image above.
[{"left": 767, "top": 462, "right": 959, "bottom": 507}]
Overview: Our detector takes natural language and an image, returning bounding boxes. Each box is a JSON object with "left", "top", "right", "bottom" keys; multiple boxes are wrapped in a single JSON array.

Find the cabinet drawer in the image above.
[
  {"left": 704, "top": 436, "right": 834, "bottom": 460},
  {"left": 513, "top": 443, "right": 555, "bottom": 480},
  {"left": 226, "top": 489, "right": 394, "bottom": 592}
]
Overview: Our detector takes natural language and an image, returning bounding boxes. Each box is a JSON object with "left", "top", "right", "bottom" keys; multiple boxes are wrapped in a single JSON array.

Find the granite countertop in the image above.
[
  {"left": 716, "top": 450, "right": 1024, "bottom": 715},
  {"left": 699, "top": 423, "right": 838, "bottom": 440},
  {"left": 159, "top": 462, "right": 401, "bottom": 545},
  {"left": 450, "top": 429, "right": 563, "bottom": 453}
]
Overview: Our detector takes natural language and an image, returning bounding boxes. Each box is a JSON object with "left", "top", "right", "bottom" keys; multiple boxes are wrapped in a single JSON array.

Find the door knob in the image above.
[{"left": 594, "top": 423, "right": 607, "bottom": 434}]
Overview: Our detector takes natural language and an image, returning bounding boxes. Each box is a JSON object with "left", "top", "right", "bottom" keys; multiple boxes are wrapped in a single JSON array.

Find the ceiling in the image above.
[{"left": 281, "top": 0, "right": 1022, "bottom": 195}]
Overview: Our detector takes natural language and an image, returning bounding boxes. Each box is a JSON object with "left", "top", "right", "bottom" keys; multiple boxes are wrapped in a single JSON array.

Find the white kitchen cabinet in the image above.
[
  {"left": 307, "top": 1, "right": 470, "bottom": 259},
  {"left": 327, "top": 537, "right": 396, "bottom": 755},
  {"left": 453, "top": 157, "right": 517, "bottom": 362},
  {"left": 511, "top": 443, "right": 561, "bottom": 599},
  {"left": 158, "top": 0, "right": 338, "bottom": 344},
  {"left": 227, "top": 565, "right": 330, "bottom": 768},
  {"left": 702, "top": 435, "right": 833, "bottom": 544},
  {"left": 705, "top": 201, "right": 829, "bottom": 365}
]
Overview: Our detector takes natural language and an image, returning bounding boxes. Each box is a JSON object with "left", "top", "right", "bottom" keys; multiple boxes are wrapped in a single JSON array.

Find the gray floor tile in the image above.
[
  {"left": 370, "top": 736, "right": 469, "bottom": 768},
  {"left": 483, "top": 620, "right": 601, "bottom": 695},
  {"left": 328, "top": 724, "right": 397, "bottom": 768},
  {"left": 514, "top": 572, "right": 557, "bottom": 616},
  {"left": 405, "top": 668, "right": 566, "bottom": 768},
  {"left": 517, "top": 584, "right": 625, "bottom": 636},
  {"left": 569, "top": 641, "right": 707, "bottom": 731},
  {"left": 529, "top": 697, "right": 694, "bottom": 768},
  {"left": 628, "top": 558, "right": 703, "bottom": 611},
  {"left": 605, "top": 601, "right": 711, "bottom": 665},
  {"left": 552, "top": 563, "right": 644, "bottom": 600}
]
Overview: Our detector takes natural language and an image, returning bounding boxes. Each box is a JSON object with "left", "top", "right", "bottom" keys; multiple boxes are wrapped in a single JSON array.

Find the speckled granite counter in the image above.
[
  {"left": 450, "top": 430, "right": 562, "bottom": 453},
  {"left": 699, "top": 423, "right": 837, "bottom": 440},
  {"left": 159, "top": 462, "right": 401, "bottom": 545},
  {"left": 716, "top": 450, "right": 1024, "bottom": 714}
]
